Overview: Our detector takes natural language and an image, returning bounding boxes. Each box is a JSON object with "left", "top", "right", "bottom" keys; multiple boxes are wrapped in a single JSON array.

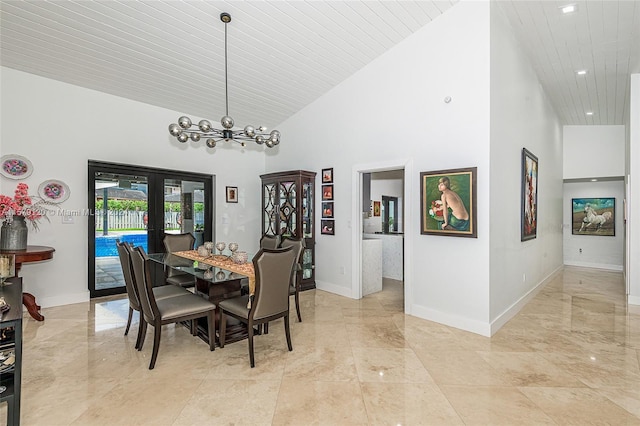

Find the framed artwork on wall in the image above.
[
  {"left": 521, "top": 148, "right": 538, "bottom": 241},
  {"left": 373, "top": 201, "right": 381, "bottom": 217},
  {"left": 322, "top": 168, "right": 333, "bottom": 184},
  {"left": 571, "top": 197, "right": 615, "bottom": 236},
  {"left": 322, "top": 202, "right": 334, "bottom": 218},
  {"left": 420, "top": 167, "right": 477, "bottom": 238},
  {"left": 322, "top": 184, "right": 333, "bottom": 201},
  {"left": 321, "top": 219, "right": 334, "bottom": 235},
  {"left": 226, "top": 186, "right": 238, "bottom": 203}
]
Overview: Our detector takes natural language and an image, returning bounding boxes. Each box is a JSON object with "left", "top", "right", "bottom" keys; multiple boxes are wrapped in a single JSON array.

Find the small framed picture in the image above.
[
  {"left": 322, "top": 202, "right": 334, "bottom": 218},
  {"left": 521, "top": 148, "right": 538, "bottom": 241},
  {"left": 373, "top": 201, "right": 381, "bottom": 217},
  {"left": 321, "top": 219, "right": 335, "bottom": 235},
  {"left": 322, "top": 184, "right": 334, "bottom": 201},
  {"left": 322, "top": 168, "right": 333, "bottom": 184},
  {"left": 226, "top": 186, "right": 238, "bottom": 203}
]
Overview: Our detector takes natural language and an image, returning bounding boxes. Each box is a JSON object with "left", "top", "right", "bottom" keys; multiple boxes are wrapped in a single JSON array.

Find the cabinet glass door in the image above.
[
  {"left": 263, "top": 182, "right": 277, "bottom": 235},
  {"left": 279, "top": 181, "right": 297, "bottom": 237}
]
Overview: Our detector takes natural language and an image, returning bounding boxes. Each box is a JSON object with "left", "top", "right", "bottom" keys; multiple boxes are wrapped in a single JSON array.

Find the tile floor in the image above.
[{"left": 2, "top": 266, "right": 640, "bottom": 425}]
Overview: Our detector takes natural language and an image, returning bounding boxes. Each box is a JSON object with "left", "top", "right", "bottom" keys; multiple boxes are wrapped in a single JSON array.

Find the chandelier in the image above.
[{"left": 168, "top": 12, "right": 280, "bottom": 149}]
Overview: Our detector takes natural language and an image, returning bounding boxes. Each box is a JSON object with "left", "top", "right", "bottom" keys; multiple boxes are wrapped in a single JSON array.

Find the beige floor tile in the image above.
[
  {"left": 173, "top": 379, "right": 281, "bottom": 425},
  {"left": 272, "top": 379, "right": 368, "bottom": 425},
  {"left": 360, "top": 382, "right": 463, "bottom": 425},
  {"left": 7, "top": 266, "right": 640, "bottom": 425},
  {"left": 440, "top": 385, "right": 556, "bottom": 425},
  {"left": 352, "top": 347, "right": 435, "bottom": 384},
  {"left": 520, "top": 386, "right": 640, "bottom": 425}
]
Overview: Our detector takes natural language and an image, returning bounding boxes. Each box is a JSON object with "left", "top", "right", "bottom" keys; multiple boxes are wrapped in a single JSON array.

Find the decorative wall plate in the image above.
[
  {"left": 38, "top": 179, "right": 70, "bottom": 203},
  {"left": 0, "top": 155, "right": 34, "bottom": 180}
]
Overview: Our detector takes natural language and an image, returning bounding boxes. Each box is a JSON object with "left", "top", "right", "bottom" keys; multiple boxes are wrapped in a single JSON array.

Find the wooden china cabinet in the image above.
[{"left": 260, "top": 170, "right": 316, "bottom": 290}]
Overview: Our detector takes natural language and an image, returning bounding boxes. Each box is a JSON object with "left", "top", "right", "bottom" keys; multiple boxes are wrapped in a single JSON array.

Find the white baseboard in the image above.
[
  {"left": 629, "top": 295, "right": 640, "bottom": 306},
  {"left": 37, "top": 291, "right": 90, "bottom": 309},
  {"left": 564, "top": 260, "right": 623, "bottom": 271},
  {"left": 315, "top": 280, "right": 353, "bottom": 298},
  {"left": 489, "top": 266, "right": 562, "bottom": 336},
  {"left": 410, "top": 304, "right": 491, "bottom": 337}
]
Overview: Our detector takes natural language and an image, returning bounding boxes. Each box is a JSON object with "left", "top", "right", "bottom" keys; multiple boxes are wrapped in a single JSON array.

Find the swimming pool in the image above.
[{"left": 95, "top": 234, "right": 148, "bottom": 257}]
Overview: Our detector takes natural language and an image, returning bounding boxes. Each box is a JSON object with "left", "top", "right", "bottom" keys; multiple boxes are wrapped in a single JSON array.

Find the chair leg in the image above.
[
  {"left": 264, "top": 323, "right": 269, "bottom": 334},
  {"left": 284, "top": 314, "right": 292, "bottom": 352},
  {"left": 219, "top": 311, "right": 227, "bottom": 348},
  {"left": 294, "top": 291, "right": 302, "bottom": 322},
  {"left": 248, "top": 322, "right": 255, "bottom": 368},
  {"left": 206, "top": 311, "right": 215, "bottom": 351},
  {"left": 149, "top": 325, "right": 161, "bottom": 370},
  {"left": 136, "top": 319, "right": 147, "bottom": 351},
  {"left": 124, "top": 307, "right": 134, "bottom": 336}
]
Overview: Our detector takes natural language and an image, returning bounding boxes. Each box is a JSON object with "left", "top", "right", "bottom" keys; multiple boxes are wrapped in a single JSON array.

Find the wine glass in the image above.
[
  {"left": 204, "top": 241, "right": 215, "bottom": 256},
  {"left": 215, "top": 242, "right": 226, "bottom": 256}
]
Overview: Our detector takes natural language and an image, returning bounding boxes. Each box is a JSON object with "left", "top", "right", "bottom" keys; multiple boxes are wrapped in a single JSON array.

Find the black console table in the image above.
[{"left": 0, "top": 277, "right": 23, "bottom": 425}]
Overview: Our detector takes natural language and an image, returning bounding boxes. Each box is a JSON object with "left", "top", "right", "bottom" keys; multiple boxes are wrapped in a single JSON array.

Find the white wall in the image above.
[
  {"left": 564, "top": 126, "right": 625, "bottom": 179},
  {"left": 0, "top": 67, "right": 265, "bottom": 307},
  {"left": 629, "top": 74, "right": 640, "bottom": 305},
  {"left": 563, "top": 181, "right": 625, "bottom": 270},
  {"left": 488, "top": 2, "right": 564, "bottom": 332},
  {"left": 268, "top": 1, "right": 494, "bottom": 334}
]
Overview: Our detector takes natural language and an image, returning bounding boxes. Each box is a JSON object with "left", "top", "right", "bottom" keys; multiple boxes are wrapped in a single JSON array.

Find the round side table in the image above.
[{"left": 0, "top": 245, "right": 55, "bottom": 321}]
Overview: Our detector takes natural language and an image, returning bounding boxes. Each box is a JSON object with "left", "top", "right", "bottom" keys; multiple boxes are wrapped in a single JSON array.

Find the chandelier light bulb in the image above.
[{"left": 167, "top": 13, "right": 280, "bottom": 152}]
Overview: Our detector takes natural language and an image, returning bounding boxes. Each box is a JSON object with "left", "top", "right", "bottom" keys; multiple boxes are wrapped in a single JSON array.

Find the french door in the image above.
[{"left": 88, "top": 161, "right": 214, "bottom": 298}]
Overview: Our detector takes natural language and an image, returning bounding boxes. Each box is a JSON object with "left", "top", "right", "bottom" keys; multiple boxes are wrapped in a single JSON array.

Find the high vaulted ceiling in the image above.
[{"left": 1, "top": 1, "right": 638, "bottom": 130}]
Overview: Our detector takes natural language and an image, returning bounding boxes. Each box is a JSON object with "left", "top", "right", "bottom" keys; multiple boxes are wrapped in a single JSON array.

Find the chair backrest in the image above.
[
  {"left": 129, "top": 246, "right": 160, "bottom": 323},
  {"left": 116, "top": 240, "right": 141, "bottom": 311},
  {"left": 251, "top": 247, "right": 297, "bottom": 320},
  {"left": 163, "top": 233, "right": 195, "bottom": 278},
  {"left": 163, "top": 232, "right": 195, "bottom": 252},
  {"left": 279, "top": 237, "right": 305, "bottom": 286},
  {"left": 259, "top": 234, "right": 281, "bottom": 250}
]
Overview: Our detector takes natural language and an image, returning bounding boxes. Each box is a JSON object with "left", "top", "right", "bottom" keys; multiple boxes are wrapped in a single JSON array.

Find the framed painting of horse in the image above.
[
  {"left": 521, "top": 148, "right": 538, "bottom": 241},
  {"left": 572, "top": 198, "right": 615, "bottom": 236}
]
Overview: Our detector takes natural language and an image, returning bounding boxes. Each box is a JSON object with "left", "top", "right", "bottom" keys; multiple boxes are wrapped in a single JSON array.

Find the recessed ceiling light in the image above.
[
  {"left": 591, "top": 179, "right": 598, "bottom": 182},
  {"left": 561, "top": 4, "right": 577, "bottom": 14},
  {"left": 576, "top": 70, "right": 587, "bottom": 75},
  {"left": 586, "top": 112, "right": 594, "bottom": 116}
]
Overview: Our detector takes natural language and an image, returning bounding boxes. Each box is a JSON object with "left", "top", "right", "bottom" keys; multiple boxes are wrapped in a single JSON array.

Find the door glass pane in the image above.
[
  {"left": 163, "top": 179, "right": 205, "bottom": 247},
  {"left": 94, "top": 173, "right": 148, "bottom": 292}
]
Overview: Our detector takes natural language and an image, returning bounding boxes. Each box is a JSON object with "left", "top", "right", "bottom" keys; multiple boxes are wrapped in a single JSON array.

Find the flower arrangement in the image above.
[
  {"left": 0, "top": 183, "right": 49, "bottom": 230},
  {"left": 428, "top": 199, "right": 445, "bottom": 222}
]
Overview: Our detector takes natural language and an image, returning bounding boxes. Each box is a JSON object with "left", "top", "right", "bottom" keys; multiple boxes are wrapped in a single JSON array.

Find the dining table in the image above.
[{"left": 147, "top": 250, "right": 255, "bottom": 346}]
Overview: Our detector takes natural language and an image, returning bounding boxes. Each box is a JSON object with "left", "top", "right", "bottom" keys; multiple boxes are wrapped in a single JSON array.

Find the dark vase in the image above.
[{"left": 0, "top": 215, "right": 28, "bottom": 250}]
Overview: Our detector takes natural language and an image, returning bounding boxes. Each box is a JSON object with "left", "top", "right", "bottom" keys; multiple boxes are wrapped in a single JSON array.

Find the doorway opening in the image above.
[
  {"left": 88, "top": 161, "right": 214, "bottom": 298},
  {"left": 351, "top": 159, "right": 413, "bottom": 314}
]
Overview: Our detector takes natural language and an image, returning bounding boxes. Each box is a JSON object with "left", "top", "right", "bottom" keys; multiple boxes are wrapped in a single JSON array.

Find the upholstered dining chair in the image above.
[
  {"left": 116, "top": 240, "right": 191, "bottom": 349},
  {"left": 129, "top": 246, "right": 216, "bottom": 369},
  {"left": 218, "top": 247, "right": 297, "bottom": 368},
  {"left": 259, "top": 234, "right": 280, "bottom": 249},
  {"left": 162, "top": 232, "right": 197, "bottom": 288},
  {"left": 279, "top": 237, "right": 305, "bottom": 323}
]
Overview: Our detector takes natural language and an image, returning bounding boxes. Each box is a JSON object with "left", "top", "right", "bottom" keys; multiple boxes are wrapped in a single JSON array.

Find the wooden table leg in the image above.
[{"left": 22, "top": 292, "right": 44, "bottom": 321}]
